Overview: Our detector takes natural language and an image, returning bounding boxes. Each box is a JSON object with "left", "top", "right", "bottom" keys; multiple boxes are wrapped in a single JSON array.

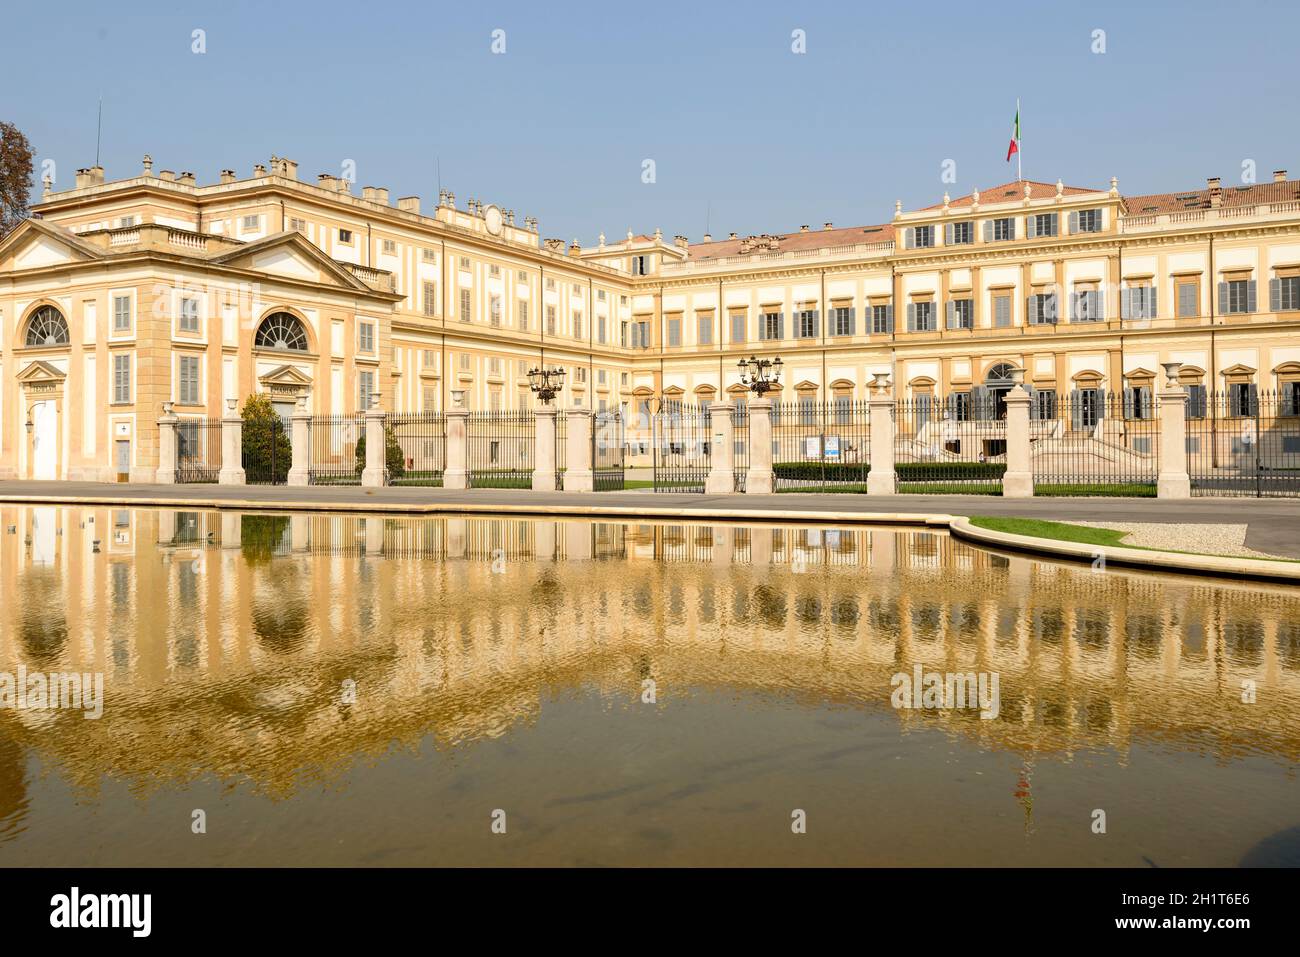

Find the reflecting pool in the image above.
[{"left": 0, "top": 505, "right": 1297, "bottom": 866}]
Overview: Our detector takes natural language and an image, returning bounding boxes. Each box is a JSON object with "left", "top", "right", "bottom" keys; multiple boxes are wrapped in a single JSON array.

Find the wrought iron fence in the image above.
[
  {"left": 388, "top": 412, "right": 445, "bottom": 486},
  {"left": 1188, "top": 388, "right": 1300, "bottom": 497},
  {"left": 175, "top": 418, "right": 222, "bottom": 483},
  {"left": 1032, "top": 391, "right": 1159, "bottom": 496},
  {"left": 592, "top": 410, "right": 625, "bottom": 491},
  {"left": 771, "top": 400, "right": 871, "bottom": 491},
  {"left": 242, "top": 415, "right": 290, "bottom": 485},
  {"left": 732, "top": 404, "right": 750, "bottom": 492},
  {"left": 468, "top": 410, "right": 535, "bottom": 488},
  {"left": 308, "top": 413, "right": 367, "bottom": 485},
  {"left": 893, "top": 397, "right": 1005, "bottom": 493},
  {"left": 652, "top": 402, "right": 711, "bottom": 492},
  {"left": 554, "top": 411, "right": 567, "bottom": 490}
]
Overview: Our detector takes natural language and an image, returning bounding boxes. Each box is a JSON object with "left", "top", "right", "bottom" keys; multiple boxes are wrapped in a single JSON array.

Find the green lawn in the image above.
[{"left": 968, "top": 516, "right": 1300, "bottom": 564}]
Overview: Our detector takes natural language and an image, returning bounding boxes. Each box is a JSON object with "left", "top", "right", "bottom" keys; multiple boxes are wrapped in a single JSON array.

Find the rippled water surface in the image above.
[{"left": 0, "top": 505, "right": 1297, "bottom": 866}]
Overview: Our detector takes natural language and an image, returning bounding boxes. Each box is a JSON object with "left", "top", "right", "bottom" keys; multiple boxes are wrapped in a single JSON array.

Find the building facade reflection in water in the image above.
[{"left": 0, "top": 505, "right": 1297, "bottom": 819}]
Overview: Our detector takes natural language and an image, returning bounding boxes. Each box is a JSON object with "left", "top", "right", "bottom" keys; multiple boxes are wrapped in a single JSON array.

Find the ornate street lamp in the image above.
[
  {"left": 527, "top": 365, "right": 566, "bottom": 405},
  {"left": 737, "top": 355, "right": 783, "bottom": 397}
]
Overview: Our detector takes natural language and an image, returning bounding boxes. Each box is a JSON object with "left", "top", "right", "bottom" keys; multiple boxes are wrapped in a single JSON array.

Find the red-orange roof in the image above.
[
  {"left": 1123, "top": 178, "right": 1299, "bottom": 215},
  {"left": 688, "top": 223, "right": 895, "bottom": 262}
]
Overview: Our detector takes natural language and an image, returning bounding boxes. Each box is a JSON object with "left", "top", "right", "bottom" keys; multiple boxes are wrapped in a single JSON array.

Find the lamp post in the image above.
[
  {"left": 526, "top": 365, "right": 566, "bottom": 405},
  {"left": 737, "top": 355, "right": 783, "bottom": 397}
]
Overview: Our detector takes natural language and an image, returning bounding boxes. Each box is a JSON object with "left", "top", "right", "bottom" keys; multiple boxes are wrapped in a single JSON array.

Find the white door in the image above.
[{"left": 31, "top": 401, "right": 57, "bottom": 480}]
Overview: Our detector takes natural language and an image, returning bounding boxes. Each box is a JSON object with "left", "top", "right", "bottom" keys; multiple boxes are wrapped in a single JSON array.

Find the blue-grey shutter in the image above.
[
  {"left": 982, "top": 220, "right": 992, "bottom": 243},
  {"left": 972, "top": 385, "right": 990, "bottom": 420},
  {"left": 1068, "top": 211, "right": 1079, "bottom": 234},
  {"left": 1247, "top": 383, "right": 1259, "bottom": 416},
  {"left": 1048, "top": 213, "right": 1058, "bottom": 236},
  {"left": 1070, "top": 390, "right": 1082, "bottom": 430},
  {"left": 1271, "top": 278, "right": 1282, "bottom": 312},
  {"left": 811, "top": 309, "right": 819, "bottom": 337},
  {"left": 1281, "top": 386, "right": 1295, "bottom": 417},
  {"left": 777, "top": 312, "right": 784, "bottom": 339},
  {"left": 1120, "top": 288, "right": 1131, "bottom": 321},
  {"left": 904, "top": 227, "right": 914, "bottom": 249},
  {"left": 1046, "top": 293, "right": 1058, "bottom": 323},
  {"left": 1123, "top": 387, "right": 1135, "bottom": 419},
  {"left": 1007, "top": 218, "right": 1016, "bottom": 240},
  {"left": 885, "top": 304, "right": 894, "bottom": 332},
  {"left": 1218, "top": 282, "right": 1229, "bottom": 314},
  {"left": 1025, "top": 384, "right": 1039, "bottom": 419},
  {"left": 1025, "top": 216, "right": 1035, "bottom": 239},
  {"left": 1093, "top": 290, "right": 1104, "bottom": 320},
  {"left": 1188, "top": 384, "right": 1207, "bottom": 418},
  {"left": 1149, "top": 286, "right": 1158, "bottom": 319},
  {"left": 1246, "top": 280, "right": 1257, "bottom": 313},
  {"left": 848, "top": 307, "right": 856, "bottom": 335},
  {"left": 945, "top": 301, "right": 955, "bottom": 329},
  {"left": 906, "top": 303, "right": 916, "bottom": 332}
]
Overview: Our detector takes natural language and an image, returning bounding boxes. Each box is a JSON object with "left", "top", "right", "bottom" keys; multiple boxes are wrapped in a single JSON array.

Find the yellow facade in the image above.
[{"left": 3, "top": 155, "right": 1300, "bottom": 479}]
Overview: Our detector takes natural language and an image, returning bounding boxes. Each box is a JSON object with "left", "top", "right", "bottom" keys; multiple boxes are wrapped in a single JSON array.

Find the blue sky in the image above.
[{"left": 2, "top": 0, "right": 1295, "bottom": 243}]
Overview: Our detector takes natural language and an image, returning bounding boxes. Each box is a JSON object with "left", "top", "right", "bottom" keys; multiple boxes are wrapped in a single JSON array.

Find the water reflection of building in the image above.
[{"left": 0, "top": 505, "right": 1297, "bottom": 803}]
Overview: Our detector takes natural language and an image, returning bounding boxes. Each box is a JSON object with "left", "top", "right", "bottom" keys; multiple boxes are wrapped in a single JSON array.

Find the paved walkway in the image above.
[{"left": 2, "top": 480, "right": 1299, "bottom": 558}]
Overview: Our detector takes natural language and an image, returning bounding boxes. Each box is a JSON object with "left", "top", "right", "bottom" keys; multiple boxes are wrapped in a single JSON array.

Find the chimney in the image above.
[
  {"left": 220, "top": 169, "right": 236, "bottom": 184},
  {"left": 253, "top": 164, "right": 267, "bottom": 178},
  {"left": 673, "top": 234, "right": 688, "bottom": 248},
  {"left": 1274, "top": 169, "right": 1288, "bottom": 183},
  {"left": 178, "top": 171, "right": 196, "bottom": 186},
  {"left": 142, "top": 154, "right": 153, "bottom": 176},
  {"left": 1208, "top": 176, "right": 1222, "bottom": 208},
  {"left": 800, "top": 224, "right": 810, "bottom": 233},
  {"left": 273, "top": 157, "right": 298, "bottom": 180},
  {"left": 362, "top": 186, "right": 390, "bottom": 206},
  {"left": 158, "top": 169, "right": 176, "bottom": 182},
  {"left": 823, "top": 222, "right": 833, "bottom": 230},
  {"left": 90, "top": 166, "right": 104, "bottom": 185},
  {"left": 75, "top": 168, "right": 93, "bottom": 189},
  {"left": 728, "top": 231, "right": 737, "bottom": 240},
  {"left": 317, "top": 173, "right": 338, "bottom": 190},
  {"left": 544, "top": 238, "right": 565, "bottom": 252},
  {"left": 396, "top": 196, "right": 420, "bottom": 213},
  {"left": 568, "top": 239, "right": 581, "bottom": 256}
]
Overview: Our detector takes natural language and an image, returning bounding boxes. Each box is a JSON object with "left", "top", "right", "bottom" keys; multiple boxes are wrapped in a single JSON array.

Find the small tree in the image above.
[
  {"left": 0, "top": 122, "right": 34, "bottom": 238},
  {"left": 241, "top": 393, "right": 292, "bottom": 483},
  {"left": 354, "top": 426, "right": 406, "bottom": 479}
]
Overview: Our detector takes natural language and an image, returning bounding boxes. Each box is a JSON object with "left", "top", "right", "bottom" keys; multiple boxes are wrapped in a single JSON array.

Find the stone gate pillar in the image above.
[
  {"left": 1002, "top": 368, "right": 1034, "bottom": 497},
  {"left": 218, "top": 398, "right": 246, "bottom": 485},
  {"left": 1157, "top": 361, "right": 1192, "bottom": 499},
  {"left": 705, "top": 401, "right": 735, "bottom": 495},
  {"left": 155, "top": 402, "right": 178, "bottom": 484},
  {"left": 867, "top": 374, "right": 896, "bottom": 496},
  {"left": 744, "top": 398, "right": 774, "bottom": 494},
  {"left": 564, "top": 408, "right": 595, "bottom": 491}
]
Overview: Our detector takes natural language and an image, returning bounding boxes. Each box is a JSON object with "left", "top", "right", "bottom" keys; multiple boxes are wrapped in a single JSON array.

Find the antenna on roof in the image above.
[{"left": 95, "top": 94, "right": 103, "bottom": 168}]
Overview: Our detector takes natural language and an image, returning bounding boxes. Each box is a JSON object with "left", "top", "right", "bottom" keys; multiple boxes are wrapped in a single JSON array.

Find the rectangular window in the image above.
[
  {"left": 631, "top": 255, "right": 649, "bottom": 276},
  {"left": 546, "top": 306, "right": 557, "bottom": 335},
  {"left": 178, "top": 355, "right": 201, "bottom": 405},
  {"left": 382, "top": 239, "right": 397, "bottom": 255},
  {"left": 1177, "top": 280, "right": 1199, "bottom": 318},
  {"left": 907, "top": 225, "right": 934, "bottom": 249},
  {"left": 946, "top": 221, "right": 974, "bottom": 245},
  {"left": 358, "top": 370, "right": 375, "bottom": 412},
  {"left": 908, "top": 301, "right": 936, "bottom": 332},
  {"left": 489, "top": 264, "right": 500, "bottom": 278},
  {"left": 666, "top": 317, "right": 681, "bottom": 347},
  {"left": 423, "top": 248, "right": 437, "bottom": 263},
  {"left": 1028, "top": 212, "right": 1058, "bottom": 238},
  {"left": 759, "top": 311, "right": 783, "bottom": 341},
  {"left": 947, "top": 299, "right": 974, "bottom": 329},
  {"left": 1028, "top": 292, "right": 1058, "bottom": 324},
  {"left": 242, "top": 215, "right": 259, "bottom": 231},
  {"left": 338, "top": 228, "right": 353, "bottom": 243},
  {"left": 1123, "top": 285, "right": 1157, "bottom": 320},
  {"left": 832, "top": 305, "right": 853, "bottom": 336},
  {"left": 1186, "top": 384, "right": 1208, "bottom": 419},
  {"left": 290, "top": 218, "right": 307, "bottom": 233},
  {"left": 795, "top": 309, "right": 818, "bottom": 339},
  {"left": 1272, "top": 275, "right": 1300, "bottom": 311},
  {"left": 518, "top": 301, "right": 529, "bottom": 329},
  {"left": 358, "top": 321, "right": 375, "bottom": 354},
  {"left": 697, "top": 315, "right": 713, "bottom": 345},
  {"left": 113, "top": 294, "right": 132, "bottom": 333},
  {"left": 489, "top": 295, "right": 502, "bottom": 326},
  {"left": 730, "top": 312, "right": 746, "bottom": 343},
  {"left": 1071, "top": 208, "right": 1103, "bottom": 233},
  {"left": 423, "top": 281, "right": 437, "bottom": 317},
  {"left": 422, "top": 349, "right": 437, "bottom": 370},
  {"left": 1220, "top": 279, "right": 1255, "bottom": 314},
  {"left": 993, "top": 294, "right": 1012, "bottom": 327},
  {"left": 113, "top": 353, "right": 131, "bottom": 403},
  {"left": 460, "top": 289, "right": 472, "bottom": 322},
  {"left": 871, "top": 304, "right": 893, "bottom": 334},
  {"left": 988, "top": 217, "right": 1015, "bottom": 242},
  {"left": 1071, "top": 289, "right": 1104, "bottom": 322},
  {"left": 598, "top": 316, "right": 607, "bottom": 343},
  {"left": 179, "top": 297, "right": 200, "bottom": 333}
]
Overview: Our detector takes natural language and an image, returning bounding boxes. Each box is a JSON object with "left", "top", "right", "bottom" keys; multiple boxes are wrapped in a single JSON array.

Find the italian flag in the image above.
[{"left": 1006, "top": 106, "right": 1020, "bottom": 162}]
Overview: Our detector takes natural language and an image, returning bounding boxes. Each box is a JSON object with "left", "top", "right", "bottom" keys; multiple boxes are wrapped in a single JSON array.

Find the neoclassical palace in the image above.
[{"left": 2, "top": 153, "right": 1300, "bottom": 480}]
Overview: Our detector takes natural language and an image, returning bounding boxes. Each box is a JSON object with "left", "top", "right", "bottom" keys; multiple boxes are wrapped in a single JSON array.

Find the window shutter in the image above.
[
  {"left": 1093, "top": 290, "right": 1104, "bottom": 320},
  {"left": 1070, "top": 390, "right": 1082, "bottom": 430},
  {"left": 1247, "top": 383, "right": 1259, "bottom": 416},
  {"left": 1271, "top": 278, "right": 1282, "bottom": 312},
  {"left": 1068, "top": 211, "right": 1079, "bottom": 234},
  {"left": 885, "top": 305, "right": 894, "bottom": 332},
  {"left": 1046, "top": 293, "right": 1058, "bottom": 323},
  {"left": 1218, "top": 282, "right": 1229, "bottom": 315},
  {"left": 1123, "top": 387, "right": 1135, "bottom": 419},
  {"left": 848, "top": 307, "right": 856, "bottom": 335},
  {"left": 811, "top": 309, "right": 819, "bottom": 337},
  {"left": 1189, "top": 384, "right": 1207, "bottom": 419},
  {"left": 1247, "top": 280, "right": 1258, "bottom": 313},
  {"left": 1008, "top": 218, "right": 1016, "bottom": 240},
  {"left": 1120, "top": 288, "right": 1131, "bottom": 320},
  {"left": 906, "top": 303, "right": 916, "bottom": 332},
  {"left": 944, "top": 223, "right": 953, "bottom": 245},
  {"left": 777, "top": 312, "right": 784, "bottom": 339},
  {"left": 945, "top": 301, "right": 955, "bottom": 329},
  {"left": 969, "top": 385, "right": 987, "bottom": 420},
  {"left": 1026, "top": 217, "right": 1035, "bottom": 239},
  {"left": 1149, "top": 286, "right": 1158, "bottom": 319},
  {"left": 982, "top": 220, "right": 992, "bottom": 243},
  {"left": 1048, "top": 213, "right": 1058, "bottom": 236},
  {"left": 904, "top": 228, "right": 914, "bottom": 249}
]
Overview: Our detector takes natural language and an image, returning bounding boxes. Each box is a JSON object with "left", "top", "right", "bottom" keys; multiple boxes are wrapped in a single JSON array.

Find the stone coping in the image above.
[{"left": 2, "top": 489, "right": 1298, "bottom": 586}]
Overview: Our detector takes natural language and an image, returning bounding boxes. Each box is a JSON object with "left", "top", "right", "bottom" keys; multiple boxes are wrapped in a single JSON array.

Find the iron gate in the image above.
[
  {"left": 468, "top": 410, "right": 535, "bottom": 488},
  {"left": 176, "top": 418, "right": 222, "bottom": 483},
  {"left": 1188, "top": 388, "right": 1300, "bottom": 497},
  {"left": 652, "top": 402, "right": 711, "bottom": 493},
  {"left": 388, "top": 412, "right": 446, "bottom": 486},
  {"left": 243, "top": 415, "right": 290, "bottom": 486},
  {"left": 732, "top": 404, "right": 750, "bottom": 492},
  {"left": 1032, "top": 391, "right": 1158, "bottom": 496},
  {"left": 593, "top": 410, "right": 625, "bottom": 491},
  {"left": 309, "top": 414, "right": 367, "bottom": 485},
  {"left": 893, "top": 397, "right": 1005, "bottom": 494},
  {"left": 771, "top": 400, "right": 871, "bottom": 492}
]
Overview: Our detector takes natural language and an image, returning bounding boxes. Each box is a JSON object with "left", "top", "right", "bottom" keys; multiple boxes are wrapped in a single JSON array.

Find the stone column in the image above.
[
  {"left": 705, "top": 401, "right": 735, "bottom": 495},
  {"left": 155, "top": 402, "right": 178, "bottom": 484},
  {"left": 444, "top": 390, "right": 470, "bottom": 489},
  {"left": 361, "top": 391, "right": 387, "bottom": 488},
  {"left": 1157, "top": 361, "right": 1192, "bottom": 499},
  {"left": 221, "top": 511, "right": 242, "bottom": 549},
  {"left": 365, "top": 516, "right": 385, "bottom": 554},
  {"left": 867, "top": 374, "right": 896, "bottom": 496},
  {"left": 563, "top": 408, "right": 594, "bottom": 491},
  {"left": 533, "top": 404, "right": 558, "bottom": 491},
  {"left": 288, "top": 392, "right": 311, "bottom": 487},
  {"left": 1002, "top": 367, "right": 1034, "bottom": 497},
  {"left": 744, "top": 397, "right": 774, "bottom": 494},
  {"left": 218, "top": 398, "right": 246, "bottom": 485}
]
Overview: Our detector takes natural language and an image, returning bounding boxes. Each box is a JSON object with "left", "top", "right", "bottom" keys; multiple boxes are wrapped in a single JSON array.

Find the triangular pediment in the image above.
[
  {"left": 16, "top": 360, "right": 67, "bottom": 383},
  {"left": 258, "top": 364, "right": 314, "bottom": 387},
  {"left": 1220, "top": 363, "right": 1257, "bottom": 376},
  {"left": 1124, "top": 366, "right": 1157, "bottom": 380},
  {"left": 209, "top": 231, "right": 374, "bottom": 293},
  {"left": 0, "top": 219, "right": 104, "bottom": 272}
]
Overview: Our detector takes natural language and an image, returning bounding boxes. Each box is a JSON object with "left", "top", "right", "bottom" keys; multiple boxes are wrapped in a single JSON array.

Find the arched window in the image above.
[
  {"left": 254, "top": 312, "right": 309, "bottom": 352},
  {"left": 24, "top": 306, "right": 70, "bottom": 347},
  {"left": 984, "top": 362, "right": 1018, "bottom": 383}
]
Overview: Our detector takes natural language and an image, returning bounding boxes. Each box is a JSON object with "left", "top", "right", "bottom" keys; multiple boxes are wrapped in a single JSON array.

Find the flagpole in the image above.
[{"left": 1017, "top": 98, "right": 1022, "bottom": 183}]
